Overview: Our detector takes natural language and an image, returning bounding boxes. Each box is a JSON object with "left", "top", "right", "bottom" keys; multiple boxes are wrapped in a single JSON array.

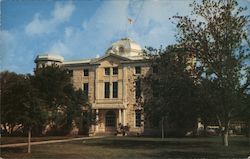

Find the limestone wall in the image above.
[{"left": 69, "top": 56, "right": 150, "bottom": 134}]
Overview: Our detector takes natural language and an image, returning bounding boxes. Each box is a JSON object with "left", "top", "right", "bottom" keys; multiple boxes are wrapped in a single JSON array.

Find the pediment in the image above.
[{"left": 91, "top": 53, "right": 131, "bottom": 64}]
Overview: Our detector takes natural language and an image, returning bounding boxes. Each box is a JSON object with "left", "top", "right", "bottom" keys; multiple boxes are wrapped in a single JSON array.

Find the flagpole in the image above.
[{"left": 127, "top": 18, "right": 133, "bottom": 38}]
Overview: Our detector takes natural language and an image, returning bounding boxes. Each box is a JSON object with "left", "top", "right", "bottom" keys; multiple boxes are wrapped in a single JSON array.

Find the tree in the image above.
[
  {"left": 1, "top": 71, "right": 45, "bottom": 135},
  {"left": 1, "top": 71, "right": 24, "bottom": 134},
  {"left": 196, "top": 78, "right": 219, "bottom": 136},
  {"left": 63, "top": 85, "right": 90, "bottom": 134},
  {"left": 1, "top": 71, "right": 46, "bottom": 153},
  {"left": 173, "top": 0, "right": 250, "bottom": 146},
  {"left": 32, "top": 66, "right": 90, "bottom": 135},
  {"left": 144, "top": 46, "right": 198, "bottom": 137}
]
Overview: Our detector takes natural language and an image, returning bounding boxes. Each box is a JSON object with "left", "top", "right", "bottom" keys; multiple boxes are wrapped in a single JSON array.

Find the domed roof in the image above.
[{"left": 106, "top": 38, "right": 143, "bottom": 59}]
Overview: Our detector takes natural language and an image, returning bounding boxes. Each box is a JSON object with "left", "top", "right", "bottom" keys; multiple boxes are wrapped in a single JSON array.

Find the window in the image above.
[
  {"left": 83, "top": 83, "right": 88, "bottom": 95},
  {"left": 135, "top": 110, "right": 141, "bottom": 127},
  {"left": 84, "top": 69, "right": 89, "bottom": 76},
  {"left": 119, "top": 46, "right": 124, "bottom": 53},
  {"left": 106, "top": 111, "right": 116, "bottom": 127},
  {"left": 135, "top": 79, "right": 141, "bottom": 98},
  {"left": 113, "top": 82, "right": 118, "bottom": 98},
  {"left": 113, "top": 67, "right": 118, "bottom": 75},
  {"left": 104, "top": 68, "right": 110, "bottom": 75},
  {"left": 135, "top": 66, "right": 141, "bottom": 74},
  {"left": 104, "top": 82, "right": 110, "bottom": 98}
]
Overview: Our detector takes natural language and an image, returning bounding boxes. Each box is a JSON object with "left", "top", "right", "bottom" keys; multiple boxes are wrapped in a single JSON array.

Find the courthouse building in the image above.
[{"left": 35, "top": 38, "right": 151, "bottom": 135}]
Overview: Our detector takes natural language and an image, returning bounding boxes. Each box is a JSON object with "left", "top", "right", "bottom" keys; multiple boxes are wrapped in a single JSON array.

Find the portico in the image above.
[{"left": 93, "top": 108, "right": 127, "bottom": 133}]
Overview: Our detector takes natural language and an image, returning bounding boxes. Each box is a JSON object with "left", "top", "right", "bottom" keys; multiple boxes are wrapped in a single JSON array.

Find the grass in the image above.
[
  {"left": 1, "top": 136, "right": 249, "bottom": 158},
  {"left": 0, "top": 136, "right": 84, "bottom": 145}
]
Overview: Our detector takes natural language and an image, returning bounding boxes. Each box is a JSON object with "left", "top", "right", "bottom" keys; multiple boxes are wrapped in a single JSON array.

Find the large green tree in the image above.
[
  {"left": 173, "top": 0, "right": 250, "bottom": 146},
  {"left": 1, "top": 66, "right": 90, "bottom": 136},
  {"left": 144, "top": 47, "right": 198, "bottom": 137},
  {"left": 1, "top": 71, "right": 46, "bottom": 136},
  {"left": 32, "top": 66, "right": 90, "bottom": 135},
  {"left": 1, "top": 71, "right": 47, "bottom": 153}
]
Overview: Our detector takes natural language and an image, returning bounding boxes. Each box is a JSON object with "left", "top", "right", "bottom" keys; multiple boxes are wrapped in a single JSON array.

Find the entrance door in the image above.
[{"left": 105, "top": 110, "right": 116, "bottom": 132}]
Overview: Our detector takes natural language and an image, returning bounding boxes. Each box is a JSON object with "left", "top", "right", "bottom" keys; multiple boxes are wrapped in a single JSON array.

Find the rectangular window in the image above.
[
  {"left": 84, "top": 69, "right": 89, "bottom": 76},
  {"left": 135, "top": 66, "right": 141, "bottom": 74},
  {"left": 113, "top": 82, "right": 118, "bottom": 98},
  {"left": 113, "top": 67, "right": 118, "bottom": 75},
  {"left": 105, "top": 68, "right": 110, "bottom": 75},
  {"left": 135, "top": 110, "right": 141, "bottom": 127},
  {"left": 104, "top": 82, "right": 110, "bottom": 98},
  {"left": 135, "top": 79, "right": 141, "bottom": 98},
  {"left": 83, "top": 83, "right": 89, "bottom": 95}
]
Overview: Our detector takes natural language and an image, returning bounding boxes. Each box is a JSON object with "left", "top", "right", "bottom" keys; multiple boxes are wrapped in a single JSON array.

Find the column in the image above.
[
  {"left": 123, "top": 109, "right": 126, "bottom": 126},
  {"left": 96, "top": 109, "right": 99, "bottom": 132},
  {"left": 95, "top": 67, "right": 99, "bottom": 100},
  {"left": 119, "top": 109, "right": 122, "bottom": 124},
  {"left": 122, "top": 67, "right": 127, "bottom": 102}
]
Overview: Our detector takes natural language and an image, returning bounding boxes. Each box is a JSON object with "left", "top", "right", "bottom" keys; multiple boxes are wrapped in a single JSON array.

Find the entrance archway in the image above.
[{"left": 105, "top": 110, "right": 116, "bottom": 131}]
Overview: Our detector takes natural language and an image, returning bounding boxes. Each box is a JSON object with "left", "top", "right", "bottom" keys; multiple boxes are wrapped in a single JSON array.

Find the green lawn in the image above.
[
  {"left": 1, "top": 136, "right": 249, "bottom": 158},
  {"left": 0, "top": 136, "right": 84, "bottom": 145}
]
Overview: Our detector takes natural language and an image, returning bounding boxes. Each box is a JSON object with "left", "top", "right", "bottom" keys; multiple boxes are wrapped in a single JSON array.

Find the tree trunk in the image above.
[
  {"left": 222, "top": 120, "right": 230, "bottom": 147},
  {"left": 161, "top": 117, "right": 164, "bottom": 140},
  {"left": 216, "top": 115, "right": 222, "bottom": 136},
  {"left": 28, "top": 127, "right": 31, "bottom": 153},
  {"left": 10, "top": 125, "right": 14, "bottom": 134},
  {"left": 3, "top": 124, "right": 8, "bottom": 134},
  {"left": 222, "top": 131, "right": 229, "bottom": 147}
]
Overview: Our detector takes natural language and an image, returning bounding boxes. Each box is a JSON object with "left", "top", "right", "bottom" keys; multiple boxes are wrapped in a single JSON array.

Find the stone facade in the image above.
[{"left": 35, "top": 38, "right": 150, "bottom": 135}]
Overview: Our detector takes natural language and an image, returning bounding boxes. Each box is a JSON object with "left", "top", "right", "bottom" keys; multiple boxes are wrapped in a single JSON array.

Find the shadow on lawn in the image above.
[
  {"left": 1, "top": 147, "right": 25, "bottom": 153},
  {"left": 83, "top": 137, "right": 212, "bottom": 149},
  {"left": 0, "top": 147, "right": 31, "bottom": 158},
  {"left": 140, "top": 151, "right": 232, "bottom": 158},
  {"left": 80, "top": 137, "right": 249, "bottom": 158}
]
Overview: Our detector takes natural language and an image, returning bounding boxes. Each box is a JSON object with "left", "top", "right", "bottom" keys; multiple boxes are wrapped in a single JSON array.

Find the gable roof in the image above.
[{"left": 91, "top": 53, "right": 132, "bottom": 64}]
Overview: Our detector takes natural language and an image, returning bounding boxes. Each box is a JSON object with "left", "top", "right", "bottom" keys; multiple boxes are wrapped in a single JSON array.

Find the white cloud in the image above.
[
  {"left": 0, "top": 30, "right": 16, "bottom": 63},
  {"left": 0, "top": 30, "right": 37, "bottom": 73},
  {"left": 82, "top": 21, "right": 88, "bottom": 30},
  {"left": 47, "top": 0, "right": 129, "bottom": 57},
  {"left": 25, "top": 1, "right": 75, "bottom": 35},
  {"left": 47, "top": 0, "right": 192, "bottom": 59},
  {"left": 53, "top": 2, "right": 75, "bottom": 22},
  {"left": 129, "top": 0, "right": 191, "bottom": 46},
  {"left": 64, "top": 27, "right": 74, "bottom": 38},
  {"left": 49, "top": 41, "right": 71, "bottom": 55}
]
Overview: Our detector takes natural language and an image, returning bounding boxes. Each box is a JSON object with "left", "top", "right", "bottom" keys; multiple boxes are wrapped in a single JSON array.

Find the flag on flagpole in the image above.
[{"left": 128, "top": 18, "right": 133, "bottom": 24}]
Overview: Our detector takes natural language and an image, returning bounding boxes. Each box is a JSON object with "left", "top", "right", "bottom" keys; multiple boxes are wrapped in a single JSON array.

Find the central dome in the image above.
[{"left": 106, "top": 38, "right": 143, "bottom": 59}]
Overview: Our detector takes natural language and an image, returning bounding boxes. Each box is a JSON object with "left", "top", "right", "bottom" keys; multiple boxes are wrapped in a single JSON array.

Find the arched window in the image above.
[
  {"left": 105, "top": 111, "right": 116, "bottom": 127},
  {"left": 119, "top": 46, "right": 124, "bottom": 53}
]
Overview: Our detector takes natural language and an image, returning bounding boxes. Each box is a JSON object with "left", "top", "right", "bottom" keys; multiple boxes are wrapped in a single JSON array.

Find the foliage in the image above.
[
  {"left": 32, "top": 66, "right": 90, "bottom": 135},
  {"left": 144, "top": 46, "right": 198, "bottom": 136},
  {"left": 1, "top": 66, "right": 90, "bottom": 136},
  {"left": 1, "top": 71, "right": 46, "bottom": 135},
  {"left": 172, "top": 0, "right": 250, "bottom": 145}
]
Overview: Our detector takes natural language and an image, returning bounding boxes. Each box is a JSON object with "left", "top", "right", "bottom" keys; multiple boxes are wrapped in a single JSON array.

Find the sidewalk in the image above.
[{"left": 0, "top": 136, "right": 104, "bottom": 148}]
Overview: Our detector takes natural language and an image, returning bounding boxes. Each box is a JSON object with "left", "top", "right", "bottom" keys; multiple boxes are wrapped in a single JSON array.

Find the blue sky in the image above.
[{"left": 1, "top": 0, "right": 250, "bottom": 74}]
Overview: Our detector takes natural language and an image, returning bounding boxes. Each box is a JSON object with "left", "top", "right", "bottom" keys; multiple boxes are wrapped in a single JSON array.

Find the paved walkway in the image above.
[{"left": 0, "top": 136, "right": 105, "bottom": 148}]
